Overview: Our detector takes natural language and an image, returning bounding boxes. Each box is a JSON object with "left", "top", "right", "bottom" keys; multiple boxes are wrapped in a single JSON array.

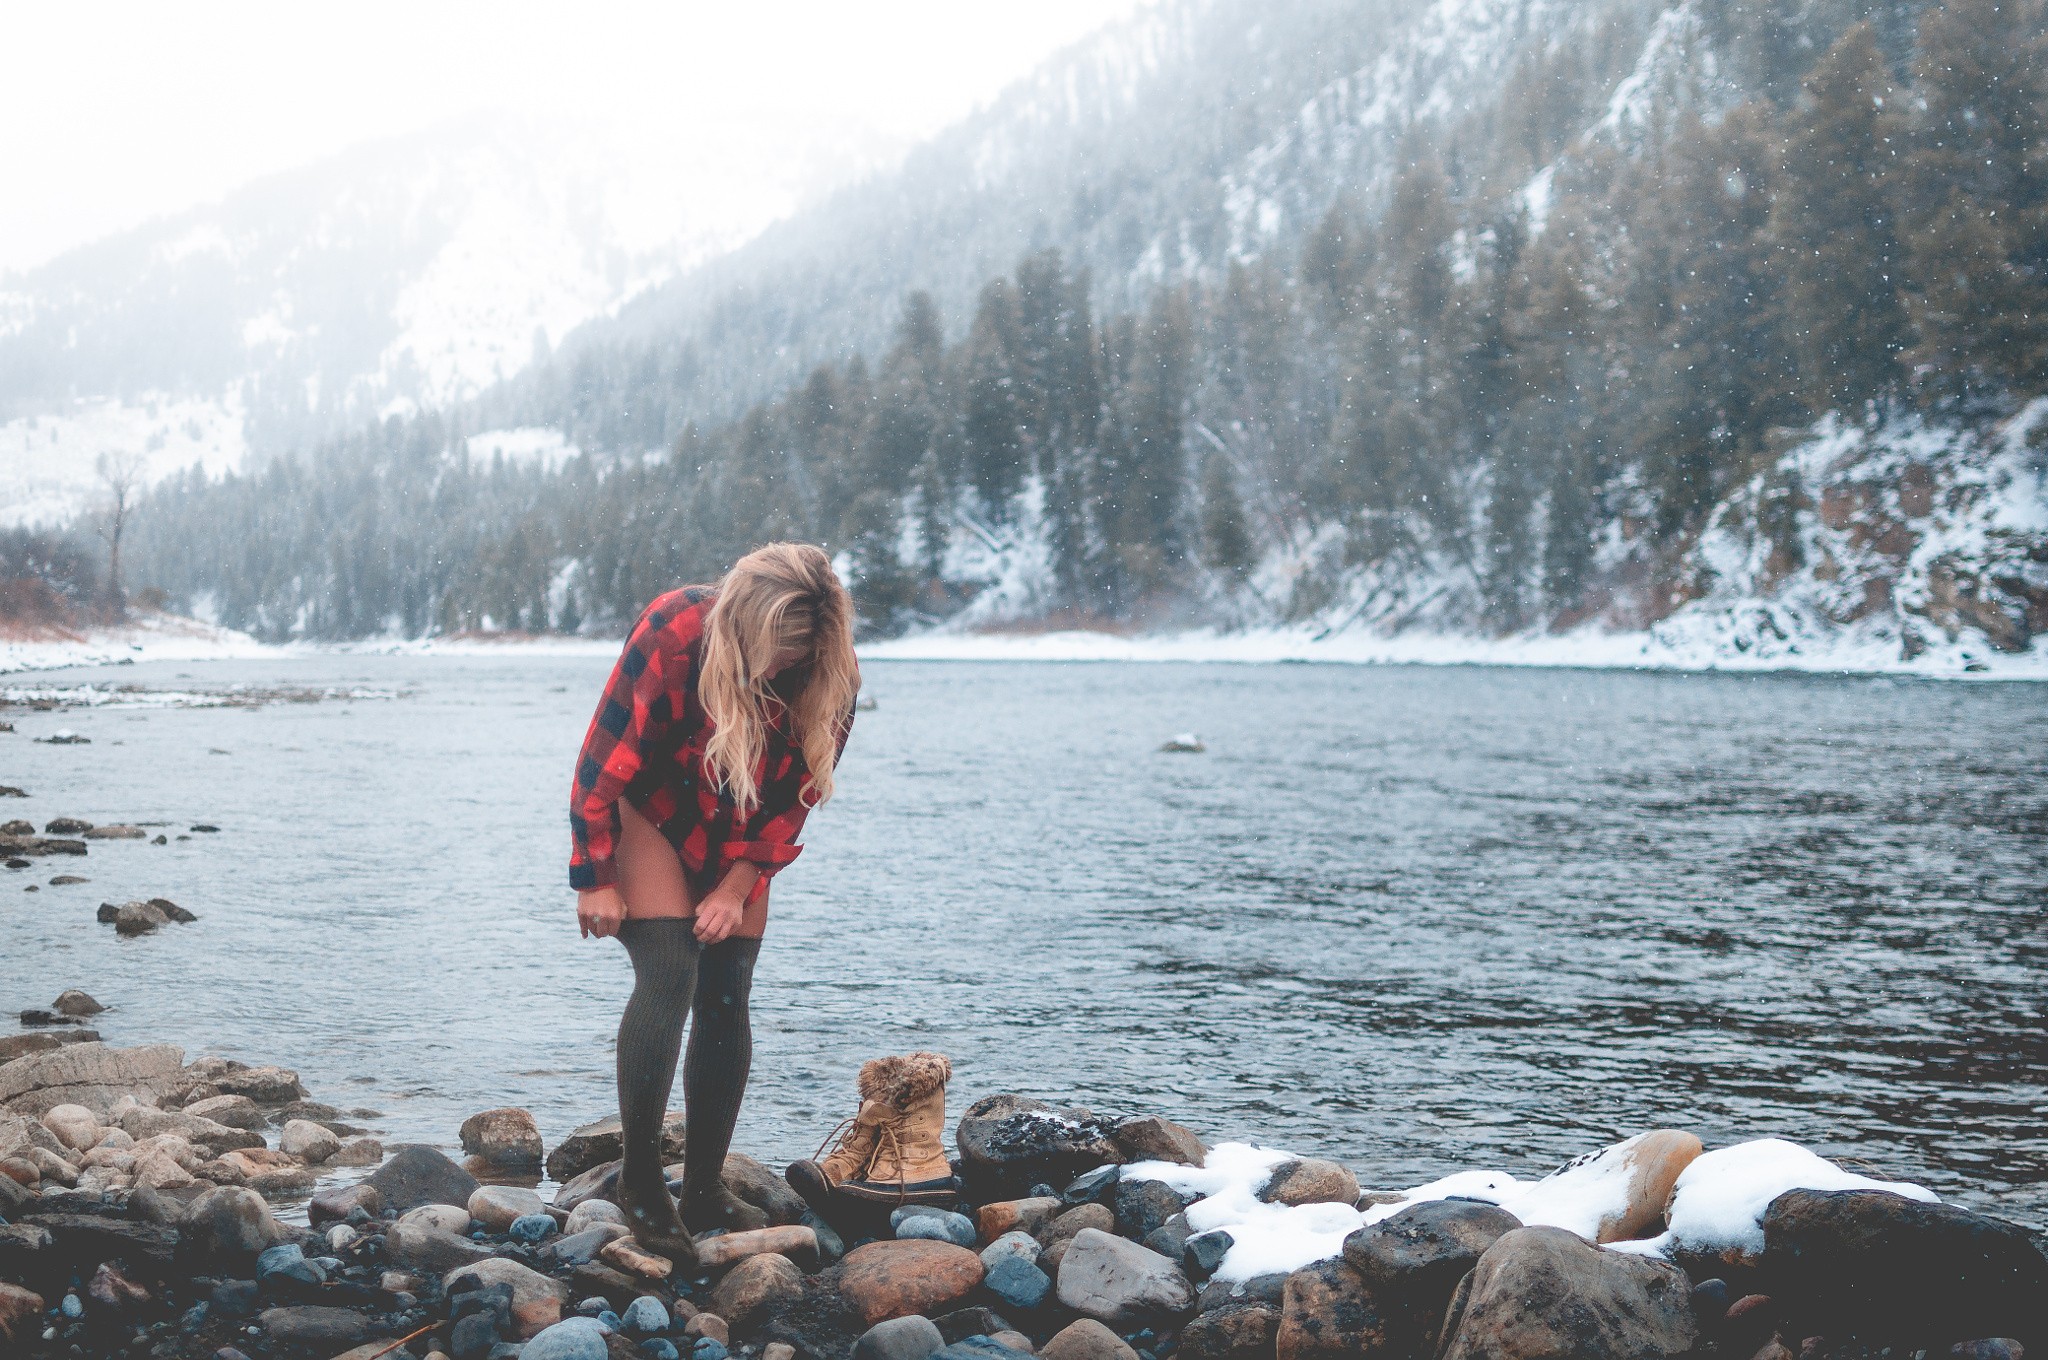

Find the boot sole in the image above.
[
  {"left": 832, "top": 1176, "right": 958, "bottom": 1207},
  {"left": 785, "top": 1159, "right": 837, "bottom": 1218}
]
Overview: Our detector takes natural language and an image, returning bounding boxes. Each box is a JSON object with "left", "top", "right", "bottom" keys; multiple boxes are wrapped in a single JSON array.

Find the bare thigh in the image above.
[
  {"left": 618, "top": 803, "right": 697, "bottom": 920},
  {"left": 616, "top": 804, "right": 772, "bottom": 937}
]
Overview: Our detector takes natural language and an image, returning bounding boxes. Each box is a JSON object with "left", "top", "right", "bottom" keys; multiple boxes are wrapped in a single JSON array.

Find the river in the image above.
[{"left": 2, "top": 655, "right": 2043, "bottom": 1225}]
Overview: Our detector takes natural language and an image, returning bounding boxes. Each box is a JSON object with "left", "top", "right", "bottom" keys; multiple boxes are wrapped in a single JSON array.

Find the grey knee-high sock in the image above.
[
  {"left": 681, "top": 936, "right": 760, "bottom": 1196},
  {"left": 616, "top": 920, "right": 703, "bottom": 1201}
]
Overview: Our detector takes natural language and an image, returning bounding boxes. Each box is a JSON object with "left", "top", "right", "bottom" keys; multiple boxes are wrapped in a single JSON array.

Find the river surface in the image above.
[{"left": 3, "top": 655, "right": 2044, "bottom": 1225}]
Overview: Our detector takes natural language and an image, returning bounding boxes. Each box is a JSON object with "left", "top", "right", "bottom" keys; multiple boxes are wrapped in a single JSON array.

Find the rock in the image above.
[
  {"left": 546, "top": 1113, "right": 687, "bottom": 1183},
  {"left": 1061, "top": 1165, "right": 1121, "bottom": 1207},
  {"left": 270, "top": 1098, "right": 365, "bottom": 1134},
  {"left": 279, "top": 1118, "right": 342, "bottom": 1164},
  {"left": 896, "top": 1207, "right": 978, "bottom": 1246},
  {"left": 1037, "top": 1202, "right": 1112, "bottom": 1251},
  {"left": 989, "top": 1333, "right": 1035, "bottom": 1355},
  {"left": 724, "top": 1150, "right": 809, "bottom": 1225},
  {"left": 554, "top": 1158, "right": 622, "bottom": 1210},
  {"left": 470, "top": 1183, "right": 548, "bottom": 1231},
  {"left": 1115, "top": 1178, "right": 1189, "bottom": 1240},
  {"left": 1257, "top": 1160, "right": 1357, "bottom": 1208},
  {"left": 123, "top": 1107, "right": 264, "bottom": 1155},
  {"left": 520, "top": 1317, "right": 610, "bottom": 1360},
  {"left": 1273, "top": 1260, "right": 1390, "bottom": 1360},
  {"left": 182, "top": 1094, "right": 268, "bottom": 1130},
  {"left": 219, "top": 1147, "right": 316, "bottom": 1193},
  {"left": 1757, "top": 1188, "right": 2048, "bottom": 1349},
  {"left": 40, "top": 1102, "right": 101, "bottom": 1152},
  {"left": 1111, "top": 1116, "right": 1208, "bottom": 1168},
  {"left": 764, "top": 1344, "right": 797, "bottom": 1360},
  {"left": 0, "top": 1033, "right": 93, "bottom": 1063},
  {"left": 460, "top": 1108, "right": 544, "bottom": 1169},
  {"left": 309, "top": 1181, "right": 384, "bottom": 1226},
  {"left": 1055, "top": 1228, "right": 1194, "bottom": 1327},
  {"left": 0, "top": 1282, "right": 43, "bottom": 1344},
  {"left": 985, "top": 1255, "right": 1053, "bottom": 1311},
  {"left": 50, "top": 990, "right": 104, "bottom": 1017},
  {"left": 687, "top": 1313, "right": 731, "bottom": 1344},
  {"left": 601, "top": 1237, "right": 674, "bottom": 1279},
  {"left": 565, "top": 1200, "right": 627, "bottom": 1235},
  {"left": 179, "top": 1186, "right": 290, "bottom": 1269},
  {"left": 1144, "top": 1216, "right": 1193, "bottom": 1263},
  {"left": 401, "top": 1202, "right": 476, "bottom": 1234},
  {"left": 447, "top": 1257, "right": 572, "bottom": 1336},
  {"left": 1181, "top": 1302, "right": 1280, "bottom": 1360},
  {"left": 0, "top": 1040, "right": 186, "bottom": 1117},
  {"left": 0, "top": 1155, "right": 36, "bottom": 1187},
  {"left": 1340, "top": 1200, "right": 1522, "bottom": 1350},
  {"left": 115, "top": 899, "right": 173, "bottom": 935},
  {"left": 545, "top": 1224, "right": 628, "bottom": 1266},
  {"left": 368, "top": 1143, "right": 482, "bottom": 1211},
  {"left": 1039, "top": 1319, "right": 1140, "bottom": 1360},
  {"left": 1185, "top": 1230, "right": 1234, "bottom": 1280},
  {"left": 27, "top": 1146, "right": 79, "bottom": 1185},
  {"left": 837, "top": 1238, "right": 988, "bottom": 1326},
  {"left": 620, "top": 1295, "right": 670, "bottom": 1335},
  {"left": 84, "top": 824, "right": 147, "bottom": 839},
  {"left": 1438, "top": 1226, "right": 1697, "bottom": 1360},
  {"left": 981, "top": 1230, "right": 1042, "bottom": 1272},
  {"left": 45, "top": 817, "right": 93, "bottom": 834},
  {"left": 259, "top": 1304, "right": 387, "bottom": 1350},
  {"left": 932, "top": 1308, "right": 1012, "bottom": 1345},
  {"left": 957, "top": 1095, "right": 1124, "bottom": 1202},
  {"left": 934, "top": 1339, "right": 1034, "bottom": 1360},
  {"left": 978, "top": 1197, "right": 1062, "bottom": 1242},
  {"left": 385, "top": 1220, "right": 495, "bottom": 1273},
  {"left": 333, "top": 1136, "right": 384, "bottom": 1166},
  {"left": 1949, "top": 1342, "right": 2025, "bottom": 1360},
  {"left": 697, "top": 1224, "right": 820, "bottom": 1270},
  {"left": 213, "top": 1065, "right": 305, "bottom": 1102},
  {"left": 854, "top": 1314, "right": 947, "bottom": 1360},
  {"left": 708, "top": 1252, "right": 804, "bottom": 1330},
  {"left": 510, "top": 1212, "right": 555, "bottom": 1242}
]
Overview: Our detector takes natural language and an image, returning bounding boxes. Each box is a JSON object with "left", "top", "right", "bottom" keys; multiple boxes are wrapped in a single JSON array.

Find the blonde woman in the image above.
[{"left": 569, "top": 542, "right": 859, "bottom": 1264}]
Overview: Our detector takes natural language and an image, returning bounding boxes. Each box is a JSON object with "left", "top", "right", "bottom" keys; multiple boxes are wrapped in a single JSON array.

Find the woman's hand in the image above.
[
  {"left": 694, "top": 887, "right": 745, "bottom": 944},
  {"left": 577, "top": 887, "right": 626, "bottom": 939}
]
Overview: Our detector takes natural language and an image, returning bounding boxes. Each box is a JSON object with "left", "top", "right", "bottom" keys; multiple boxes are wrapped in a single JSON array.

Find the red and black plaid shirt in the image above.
[{"left": 568, "top": 587, "right": 853, "bottom": 901}]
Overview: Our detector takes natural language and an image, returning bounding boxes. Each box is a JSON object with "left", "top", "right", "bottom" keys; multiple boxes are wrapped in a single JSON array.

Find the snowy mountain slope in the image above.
[{"left": 0, "top": 113, "right": 897, "bottom": 526}]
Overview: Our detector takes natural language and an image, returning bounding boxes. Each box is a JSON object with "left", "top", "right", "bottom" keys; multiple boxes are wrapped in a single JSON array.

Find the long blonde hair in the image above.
[{"left": 698, "top": 542, "right": 860, "bottom": 816}]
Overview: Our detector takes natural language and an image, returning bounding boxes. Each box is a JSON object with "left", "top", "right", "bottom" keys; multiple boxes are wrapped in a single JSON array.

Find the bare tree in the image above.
[{"left": 95, "top": 451, "right": 146, "bottom": 621}]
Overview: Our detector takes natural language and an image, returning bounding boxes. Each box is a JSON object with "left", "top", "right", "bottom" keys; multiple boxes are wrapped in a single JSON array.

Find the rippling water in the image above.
[{"left": 3, "top": 655, "right": 2044, "bottom": 1226}]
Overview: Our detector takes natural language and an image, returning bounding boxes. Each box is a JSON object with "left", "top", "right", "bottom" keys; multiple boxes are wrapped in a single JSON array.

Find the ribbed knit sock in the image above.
[
  {"left": 616, "top": 919, "right": 703, "bottom": 1207},
  {"left": 681, "top": 935, "right": 761, "bottom": 1199}
]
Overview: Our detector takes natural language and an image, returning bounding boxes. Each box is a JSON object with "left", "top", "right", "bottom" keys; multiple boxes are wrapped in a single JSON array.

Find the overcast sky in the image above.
[{"left": 0, "top": 0, "right": 1152, "bottom": 277}]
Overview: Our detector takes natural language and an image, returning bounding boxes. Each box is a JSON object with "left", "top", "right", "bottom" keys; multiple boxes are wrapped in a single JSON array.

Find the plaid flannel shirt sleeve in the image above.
[
  {"left": 568, "top": 606, "right": 677, "bottom": 890},
  {"left": 718, "top": 704, "right": 856, "bottom": 893}
]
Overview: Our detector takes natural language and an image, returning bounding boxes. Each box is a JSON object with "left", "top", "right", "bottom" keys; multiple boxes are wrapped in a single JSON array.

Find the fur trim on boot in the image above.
[{"left": 857, "top": 1052, "right": 952, "bottom": 1110}]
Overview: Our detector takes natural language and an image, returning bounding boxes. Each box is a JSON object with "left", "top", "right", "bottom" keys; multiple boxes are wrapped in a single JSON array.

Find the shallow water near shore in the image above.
[{"left": 3, "top": 655, "right": 2044, "bottom": 1226}]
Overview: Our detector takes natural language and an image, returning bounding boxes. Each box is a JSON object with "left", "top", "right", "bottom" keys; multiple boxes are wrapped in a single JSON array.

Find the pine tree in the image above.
[
  {"left": 960, "top": 280, "right": 1025, "bottom": 516},
  {"left": 1902, "top": 0, "right": 2048, "bottom": 396},
  {"left": 1773, "top": 22, "right": 1911, "bottom": 414},
  {"left": 1199, "top": 449, "right": 1255, "bottom": 582}
]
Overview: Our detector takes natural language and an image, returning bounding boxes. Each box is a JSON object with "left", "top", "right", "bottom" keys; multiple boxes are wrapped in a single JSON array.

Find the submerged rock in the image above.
[
  {"left": 50, "top": 989, "right": 104, "bottom": 1016},
  {"left": 460, "top": 1106, "right": 545, "bottom": 1170}
]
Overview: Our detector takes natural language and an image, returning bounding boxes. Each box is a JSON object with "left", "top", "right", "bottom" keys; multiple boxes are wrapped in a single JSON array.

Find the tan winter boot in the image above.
[{"left": 785, "top": 1053, "right": 956, "bottom": 1212}]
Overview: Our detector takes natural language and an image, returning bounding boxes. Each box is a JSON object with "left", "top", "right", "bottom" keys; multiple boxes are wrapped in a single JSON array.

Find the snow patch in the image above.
[
  {"left": 0, "top": 613, "right": 281, "bottom": 675},
  {"left": 0, "top": 392, "right": 248, "bottom": 528},
  {"left": 464, "top": 427, "right": 583, "bottom": 473}
]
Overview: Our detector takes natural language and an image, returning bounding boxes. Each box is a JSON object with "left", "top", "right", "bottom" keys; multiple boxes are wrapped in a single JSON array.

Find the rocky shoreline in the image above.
[{"left": 2, "top": 1039, "right": 2045, "bottom": 1360}]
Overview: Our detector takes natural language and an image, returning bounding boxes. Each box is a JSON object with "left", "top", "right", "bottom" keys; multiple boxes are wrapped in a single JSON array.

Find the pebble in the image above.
[
  {"left": 643, "top": 1344, "right": 681, "bottom": 1360},
  {"left": 522, "top": 1317, "right": 609, "bottom": 1360},
  {"left": 622, "top": 1297, "right": 670, "bottom": 1335},
  {"left": 986, "top": 1254, "right": 1054, "bottom": 1310},
  {"left": 854, "top": 1315, "right": 947, "bottom": 1360},
  {"left": 981, "top": 1229, "right": 1042, "bottom": 1271},
  {"left": 61, "top": 1294, "right": 84, "bottom": 1319},
  {"left": 693, "top": 1340, "right": 730, "bottom": 1360},
  {"left": 510, "top": 1213, "right": 558, "bottom": 1242}
]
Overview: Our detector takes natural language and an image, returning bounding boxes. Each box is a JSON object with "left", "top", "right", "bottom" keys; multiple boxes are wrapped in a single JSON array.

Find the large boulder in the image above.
[
  {"left": 1274, "top": 1259, "right": 1391, "bottom": 1360},
  {"left": 178, "top": 1185, "right": 291, "bottom": 1270},
  {"left": 957, "top": 1095, "right": 1124, "bottom": 1202},
  {"left": 545, "top": 1112, "right": 686, "bottom": 1182},
  {"left": 28, "top": 1214, "right": 181, "bottom": 1280},
  {"left": 0, "top": 1042, "right": 185, "bottom": 1117},
  {"left": 835, "top": 1238, "right": 987, "bottom": 1326},
  {"left": 1055, "top": 1228, "right": 1195, "bottom": 1328},
  {"left": 367, "top": 1143, "right": 482, "bottom": 1211},
  {"left": 1438, "top": 1226, "right": 1697, "bottom": 1360},
  {"left": 1341, "top": 1200, "right": 1521, "bottom": 1351},
  {"left": 710, "top": 1251, "right": 805, "bottom": 1330},
  {"left": 460, "top": 1107, "right": 544, "bottom": 1169},
  {"left": 1757, "top": 1188, "right": 2048, "bottom": 1349}
]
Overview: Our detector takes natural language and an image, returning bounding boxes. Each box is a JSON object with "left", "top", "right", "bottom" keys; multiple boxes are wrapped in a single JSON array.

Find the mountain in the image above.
[
  {"left": 0, "top": 113, "right": 899, "bottom": 527},
  {"left": 103, "top": 0, "right": 2048, "bottom": 671}
]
